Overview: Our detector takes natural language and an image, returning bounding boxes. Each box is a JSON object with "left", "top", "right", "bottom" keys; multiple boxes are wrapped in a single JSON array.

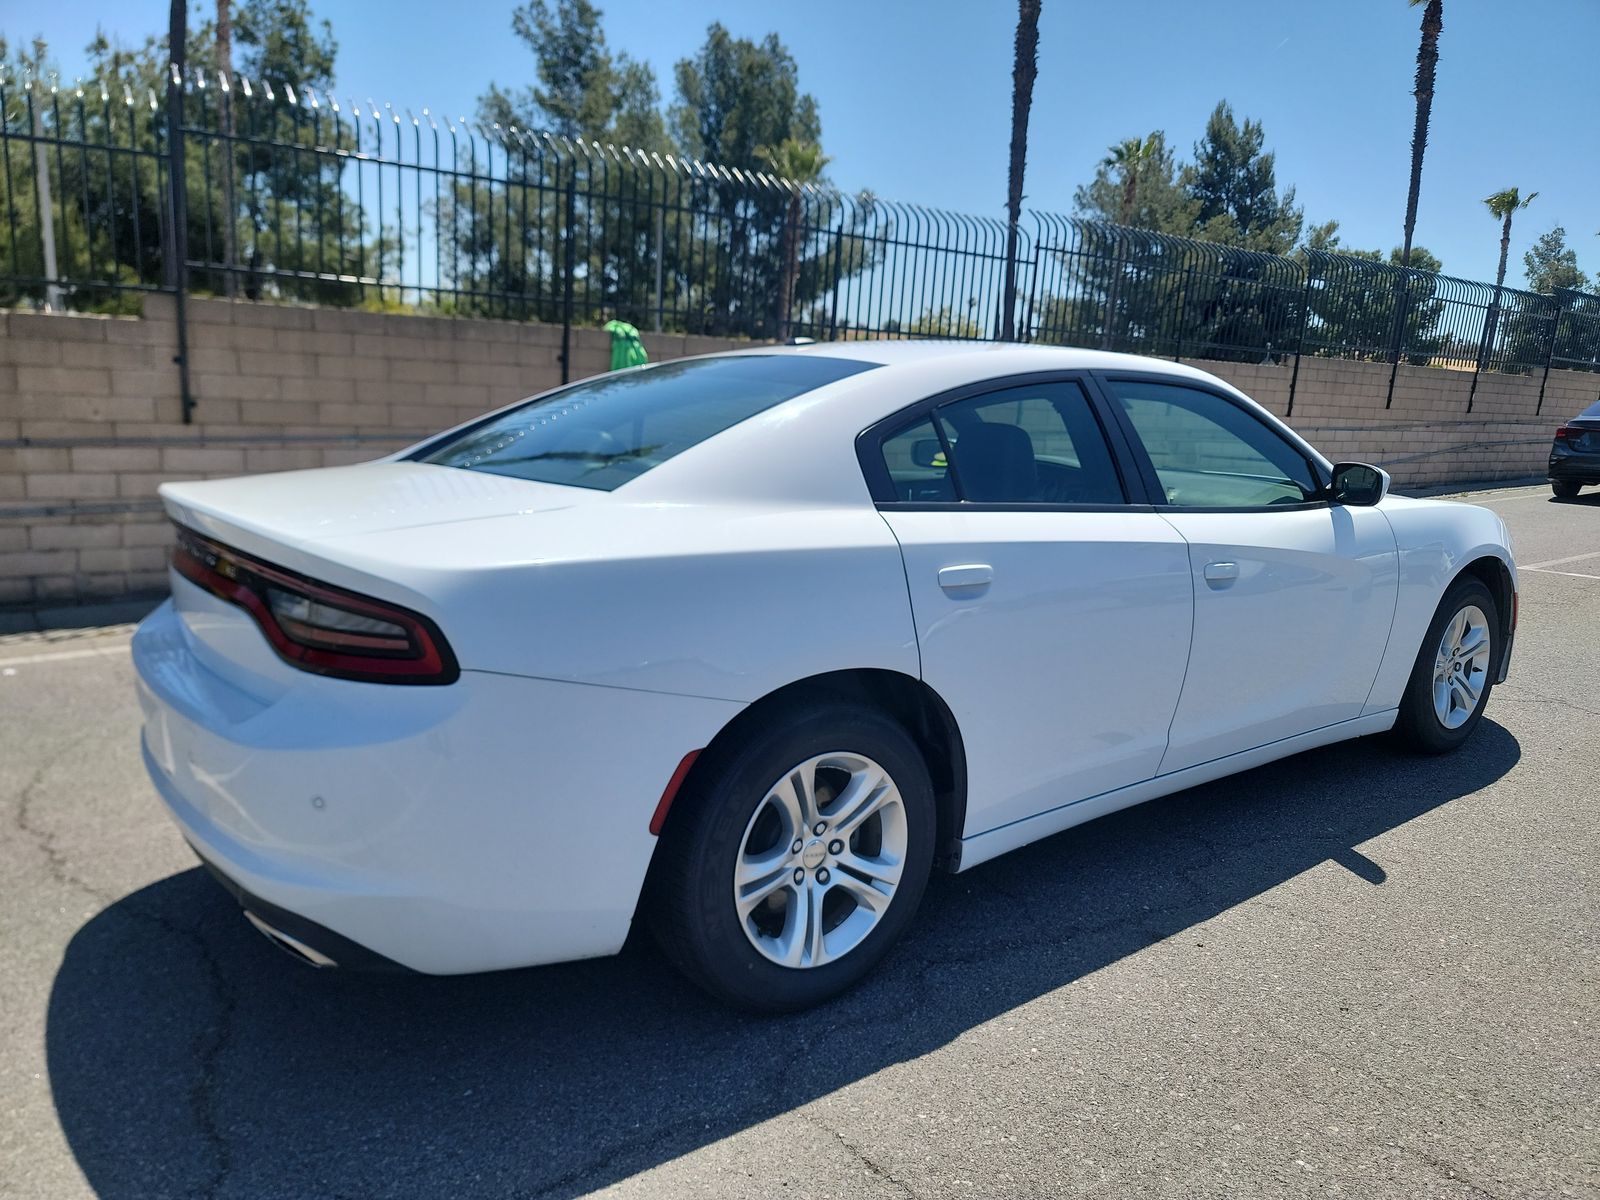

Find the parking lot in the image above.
[{"left": 1, "top": 482, "right": 1595, "bottom": 1200}]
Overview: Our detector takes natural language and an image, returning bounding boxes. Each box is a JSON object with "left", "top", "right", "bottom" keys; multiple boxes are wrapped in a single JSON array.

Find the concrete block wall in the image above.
[
  {"left": 1184, "top": 356, "right": 1597, "bottom": 488},
  {"left": 0, "top": 296, "right": 744, "bottom": 608},
  {"left": 3, "top": 295, "right": 1597, "bottom": 609}
]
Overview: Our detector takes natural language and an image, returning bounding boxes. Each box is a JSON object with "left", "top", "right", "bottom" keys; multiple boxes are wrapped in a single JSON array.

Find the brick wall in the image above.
[{"left": 2, "top": 296, "right": 1596, "bottom": 609}]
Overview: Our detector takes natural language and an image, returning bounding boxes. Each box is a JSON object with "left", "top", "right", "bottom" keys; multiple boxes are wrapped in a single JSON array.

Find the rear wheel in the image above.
[
  {"left": 1553, "top": 480, "right": 1582, "bottom": 499},
  {"left": 647, "top": 701, "right": 935, "bottom": 1012},
  {"left": 1393, "top": 577, "right": 1498, "bottom": 754}
]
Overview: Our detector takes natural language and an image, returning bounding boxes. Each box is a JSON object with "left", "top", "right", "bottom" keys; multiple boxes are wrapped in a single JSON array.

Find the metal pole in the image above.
[
  {"left": 652, "top": 203, "right": 664, "bottom": 334},
  {"left": 1535, "top": 293, "right": 1564, "bottom": 416},
  {"left": 1286, "top": 265, "right": 1315, "bottom": 419},
  {"left": 166, "top": 0, "right": 194, "bottom": 422},
  {"left": 30, "top": 94, "right": 63, "bottom": 311},
  {"left": 559, "top": 173, "right": 576, "bottom": 383}
]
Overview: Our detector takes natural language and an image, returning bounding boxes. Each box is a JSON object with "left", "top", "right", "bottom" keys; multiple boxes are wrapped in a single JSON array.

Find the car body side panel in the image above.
[
  {"left": 1361, "top": 495, "right": 1518, "bottom": 714},
  {"left": 881, "top": 509, "right": 1194, "bottom": 838},
  {"left": 1155, "top": 504, "right": 1399, "bottom": 773}
]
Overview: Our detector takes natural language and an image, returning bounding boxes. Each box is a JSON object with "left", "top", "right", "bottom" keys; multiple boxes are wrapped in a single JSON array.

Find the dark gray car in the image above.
[{"left": 1549, "top": 398, "right": 1600, "bottom": 498}]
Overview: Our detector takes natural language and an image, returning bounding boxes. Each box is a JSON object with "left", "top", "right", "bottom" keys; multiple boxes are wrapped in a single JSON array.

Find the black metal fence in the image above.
[{"left": 5, "top": 65, "right": 1600, "bottom": 407}]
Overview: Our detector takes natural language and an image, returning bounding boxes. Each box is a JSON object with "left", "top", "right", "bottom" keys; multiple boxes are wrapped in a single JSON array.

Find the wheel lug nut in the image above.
[
  {"left": 828, "top": 839, "right": 843, "bottom": 855},
  {"left": 791, "top": 838, "right": 804, "bottom": 854},
  {"left": 816, "top": 867, "right": 830, "bottom": 884},
  {"left": 793, "top": 867, "right": 805, "bottom": 885},
  {"left": 813, "top": 821, "right": 827, "bottom": 835}
]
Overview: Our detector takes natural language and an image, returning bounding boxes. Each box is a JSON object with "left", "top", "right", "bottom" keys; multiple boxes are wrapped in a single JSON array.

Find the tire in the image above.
[
  {"left": 1392, "top": 576, "right": 1498, "bottom": 754},
  {"left": 1553, "top": 480, "right": 1582, "bottom": 499},
  {"left": 647, "top": 700, "right": 936, "bottom": 1012}
]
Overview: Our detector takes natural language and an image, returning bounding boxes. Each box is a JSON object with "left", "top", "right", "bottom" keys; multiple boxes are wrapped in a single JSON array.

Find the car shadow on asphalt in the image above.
[{"left": 46, "top": 721, "right": 1519, "bottom": 1199}]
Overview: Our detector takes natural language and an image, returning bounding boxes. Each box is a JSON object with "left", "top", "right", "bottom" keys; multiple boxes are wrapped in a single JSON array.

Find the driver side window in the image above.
[{"left": 1107, "top": 379, "right": 1319, "bottom": 508}]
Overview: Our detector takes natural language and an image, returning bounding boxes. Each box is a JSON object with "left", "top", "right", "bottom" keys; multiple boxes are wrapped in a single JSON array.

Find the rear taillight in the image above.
[
  {"left": 170, "top": 523, "right": 459, "bottom": 685},
  {"left": 1555, "top": 426, "right": 1580, "bottom": 441}
]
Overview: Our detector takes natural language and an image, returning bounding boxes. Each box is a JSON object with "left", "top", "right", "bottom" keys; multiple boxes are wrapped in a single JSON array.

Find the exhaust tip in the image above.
[{"left": 244, "top": 909, "right": 338, "bottom": 969}]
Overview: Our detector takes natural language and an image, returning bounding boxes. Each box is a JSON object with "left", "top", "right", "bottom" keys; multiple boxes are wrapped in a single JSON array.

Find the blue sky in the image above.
[{"left": 9, "top": 0, "right": 1597, "bottom": 287}]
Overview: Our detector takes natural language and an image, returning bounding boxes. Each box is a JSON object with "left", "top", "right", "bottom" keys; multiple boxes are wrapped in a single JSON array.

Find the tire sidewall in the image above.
[
  {"left": 666, "top": 703, "right": 936, "bottom": 1011},
  {"left": 1399, "top": 577, "right": 1498, "bottom": 753}
]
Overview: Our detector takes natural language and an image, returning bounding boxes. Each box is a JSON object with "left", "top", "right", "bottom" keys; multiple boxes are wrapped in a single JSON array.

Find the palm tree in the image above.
[
  {"left": 1103, "top": 135, "right": 1158, "bottom": 226},
  {"left": 756, "top": 138, "right": 831, "bottom": 341},
  {"left": 1479, "top": 187, "right": 1537, "bottom": 369},
  {"left": 1000, "top": 0, "right": 1042, "bottom": 341},
  {"left": 1098, "top": 134, "right": 1157, "bottom": 349},
  {"left": 1401, "top": 0, "right": 1443, "bottom": 267}
]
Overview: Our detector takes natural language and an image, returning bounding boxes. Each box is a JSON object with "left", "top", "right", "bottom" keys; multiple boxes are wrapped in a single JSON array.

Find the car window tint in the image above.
[
  {"left": 418, "top": 355, "right": 877, "bottom": 491},
  {"left": 1107, "top": 380, "right": 1318, "bottom": 508},
  {"left": 933, "top": 382, "right": 1124, "bottom": 505},
  {"left": 880, "top": 419, "right": 955, "bottom": 502}
]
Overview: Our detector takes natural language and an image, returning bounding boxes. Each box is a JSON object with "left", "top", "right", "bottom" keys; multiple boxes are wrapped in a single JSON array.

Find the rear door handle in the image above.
[
  {"left": 1202, "top": 561, "right": 1240, "bottom": 587},
  {"left": 938, "top": 564, "right": 993, "bottom": 592}
]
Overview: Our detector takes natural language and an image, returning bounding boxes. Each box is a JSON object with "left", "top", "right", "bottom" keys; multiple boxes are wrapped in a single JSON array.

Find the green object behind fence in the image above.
[{"left": 605, "top": 320, "right": 649, "bottom": 370}]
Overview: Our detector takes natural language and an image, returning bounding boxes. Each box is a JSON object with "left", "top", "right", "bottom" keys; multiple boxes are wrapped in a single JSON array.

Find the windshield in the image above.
[{"left": 415, "top": 354, "right": 877, "bottom": 491}]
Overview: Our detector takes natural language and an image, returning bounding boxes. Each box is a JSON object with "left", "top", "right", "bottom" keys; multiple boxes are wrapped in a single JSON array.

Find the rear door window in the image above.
[{"left": 418, "top": 355, "right": 876, "bottom": 491}]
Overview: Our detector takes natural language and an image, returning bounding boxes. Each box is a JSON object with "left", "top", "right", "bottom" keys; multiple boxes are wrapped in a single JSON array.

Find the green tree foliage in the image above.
[
  {"left": 1523, "top": 225, "right": 1591, "bottom": 294},
  {"left": 670, "top": 24, "right": 820, "bottom": 170},
  {"left": 1186, "top": 102, "right": 1303, "bottom": 254},
  {"left": 477, "top": 0, "right": 665, "bottom": 149}
]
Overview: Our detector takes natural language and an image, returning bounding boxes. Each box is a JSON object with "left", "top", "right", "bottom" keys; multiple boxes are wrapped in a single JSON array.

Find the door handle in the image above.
[
  {"left": 938, "top": 564, "right": 993, "bottom": 592},
  {"left": 1202, "top": 561, "right": 1240, "bottom": 587}
]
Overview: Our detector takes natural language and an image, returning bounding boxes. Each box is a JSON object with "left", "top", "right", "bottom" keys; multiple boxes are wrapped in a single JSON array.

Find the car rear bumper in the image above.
[
  {"left": 1548, "top": 447, "right": 1600, "bottom": 483},
  {"left": 133, "top": 598, "right": 742, "bottom": 974}
]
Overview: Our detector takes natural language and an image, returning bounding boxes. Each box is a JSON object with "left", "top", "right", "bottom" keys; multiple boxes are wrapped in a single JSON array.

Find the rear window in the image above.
[
  {"left": 1582, "top": 399, "right": 1600, "bottom": 420},
  {"left": 415, "top": 354, "right": 877, "bottom": 491}
]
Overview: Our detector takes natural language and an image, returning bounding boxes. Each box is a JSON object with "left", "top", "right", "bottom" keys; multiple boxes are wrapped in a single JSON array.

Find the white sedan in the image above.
[{"left": 133, "top": 342, "right": 1517, "bottom": 1010}]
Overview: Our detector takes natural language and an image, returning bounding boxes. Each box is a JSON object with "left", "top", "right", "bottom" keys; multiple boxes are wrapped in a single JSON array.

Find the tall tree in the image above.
[
  {"left": 756, "top": 137, "right": 830, "bottom": 340},
  {"left": 1000, "top": 0, "right": 1041, "bottom": 341},
  {"left": 1484, "top": 187, "right": 1537, "bottom": 294},
  {"left": 1401, "top": 0, "right": 1443, "bottom": 267},
  {"left": 477, "top": 0, "right": 665, "bottom": 148},
  {"left": 1480, "top": 186, "right": 1536, "bottom": 367},
  {"left": 670, "top": 23, "right": 819, "bottom": 169},
  {"left": 1073, "top": 131, "right": 1195, "bottom": 232},
  {"left": 1523, "top": 225, "right": 1591, "bottom": 294},
  {"left": 1186, "top": 101, "right": 1303, "bottom": 254},
  {"left": 1102, "top": 134, "right": 1160, "bottom": 226}
]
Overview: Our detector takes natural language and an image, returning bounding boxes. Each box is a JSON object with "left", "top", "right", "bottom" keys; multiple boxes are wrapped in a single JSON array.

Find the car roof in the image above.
[{"left": 719, "top": 338, "right": 1213, "bottom": 376}]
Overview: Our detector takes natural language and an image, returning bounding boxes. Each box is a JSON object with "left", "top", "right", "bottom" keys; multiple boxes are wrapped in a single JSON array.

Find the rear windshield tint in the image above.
[
  {"left": 415, "top": 355, "right": 877, "bottom": 491},
  {"left": 1583, "top": 399, "right": 1600, "bottom": 420}
]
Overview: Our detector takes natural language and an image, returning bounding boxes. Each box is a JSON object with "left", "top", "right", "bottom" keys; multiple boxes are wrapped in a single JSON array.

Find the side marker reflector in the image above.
[{"left": 649, "top": 750, "right": 702, "bottom": 836}]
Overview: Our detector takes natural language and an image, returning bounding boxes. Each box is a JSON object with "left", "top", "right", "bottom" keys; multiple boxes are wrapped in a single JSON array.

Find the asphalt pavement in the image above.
[{"left": 1, "top": 483, "right": 1595, "bottom": 1199}]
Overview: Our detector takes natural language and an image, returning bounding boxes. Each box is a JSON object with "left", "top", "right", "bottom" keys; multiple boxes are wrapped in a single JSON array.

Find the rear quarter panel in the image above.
[{"left": 320, "top": 502, "right": 921, "bottom": 703}]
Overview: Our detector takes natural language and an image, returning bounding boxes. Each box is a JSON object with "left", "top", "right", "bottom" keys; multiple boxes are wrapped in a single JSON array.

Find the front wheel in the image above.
[
  {"left": 1393, "top": 577, "right": 1498, "bottom": 754},
  {"left": 1553, "top": 480, "right": 1582, "bottom": 499},
  {"left": 647, "top": 701, "right": 936, "bottom": 1012}
]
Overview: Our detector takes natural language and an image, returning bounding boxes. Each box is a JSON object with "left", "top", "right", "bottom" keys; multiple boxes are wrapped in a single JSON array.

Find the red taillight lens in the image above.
[
  {"left": 1555, "top": 426, "right": 1579, "bottom": 441},
  {"left": 170, "top": 523, "right": 459, "bottom": 685}
]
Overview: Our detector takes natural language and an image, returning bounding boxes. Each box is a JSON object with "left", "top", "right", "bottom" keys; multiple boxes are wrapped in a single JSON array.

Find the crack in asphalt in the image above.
[
  {"left": 799, "top": 1111, "right": 922, "bottom": 1199},
  {"left": 10, "top": 736, "right": 238, "bottom": 1200}
]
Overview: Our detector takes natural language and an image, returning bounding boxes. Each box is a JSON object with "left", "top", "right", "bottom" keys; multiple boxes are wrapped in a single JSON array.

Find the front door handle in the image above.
[
  {"left": 1203, "top": 560, "right": 1240, "bottom": 587},
  {"left": 938, "top": 564, "right": 994, "bottom": 592}
]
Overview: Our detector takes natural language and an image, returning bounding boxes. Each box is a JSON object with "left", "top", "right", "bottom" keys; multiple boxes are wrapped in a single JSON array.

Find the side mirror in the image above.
[
  {"left": 1329, "top": 462, "right": 1390, "bottom": 506},
  {"left": 910, "top": 438, "right": 947, "bottom": 469}
]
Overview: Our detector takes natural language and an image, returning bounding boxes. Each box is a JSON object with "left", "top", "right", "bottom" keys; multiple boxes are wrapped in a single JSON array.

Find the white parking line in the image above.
[
  {"left": 1521, "top": 550, "right": 1600, "bottom": 571},
  {"left": 0, "top": 643, "right": 133, "bottom": 669},
  {"left": 1523, "top": 568, "right": 1600, "bottom": 581}
]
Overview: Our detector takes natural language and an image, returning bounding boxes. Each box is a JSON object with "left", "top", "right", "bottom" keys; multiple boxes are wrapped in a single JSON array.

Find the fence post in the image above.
[
  {"left": 652, "top": 203, "right": 664, "bottom": 334},
  {"left": 29, "top": 95, "right": 64, "bottom": 311},
  {"left": 559, "top": 172, "right": 576, "bottom": 383},
  {"left": 1384, "top": 274, "right": 1413, "bottom": 409},
  {"left": 165, "top": 0, "right": 195, "bottom": 424},
  {"left": 1286, "top": 262, "right": 1315, "bottom": 419},
  {"left": 1536, "top": 292, "right": 1565, "bottom": 415}
]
